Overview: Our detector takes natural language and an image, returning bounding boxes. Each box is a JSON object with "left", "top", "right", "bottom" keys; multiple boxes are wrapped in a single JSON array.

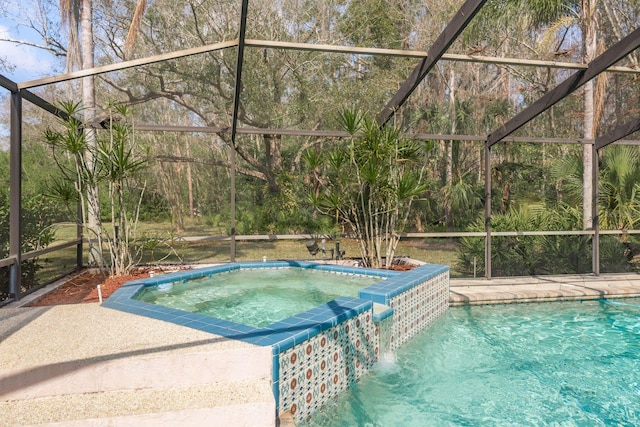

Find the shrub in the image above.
[
  {"left": 0, "top": 194, "right": 57, "bottom": 300},
  {"left": 457, "top": 204, "right": 630, "bottom": 276}
]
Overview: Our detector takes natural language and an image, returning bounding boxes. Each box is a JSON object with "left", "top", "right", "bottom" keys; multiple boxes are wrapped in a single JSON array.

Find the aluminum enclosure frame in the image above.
[{"left": 2, "top": 1, "right": 640, "bottom": 296}]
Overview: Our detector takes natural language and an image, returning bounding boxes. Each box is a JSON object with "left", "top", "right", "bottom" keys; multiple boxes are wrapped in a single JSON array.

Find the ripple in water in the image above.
[
  {"left": 135, "top": 268, "right": 382, "bottom": 327},
  {"left": 302, "top": 299, "right": 640, "bottom": 426}
]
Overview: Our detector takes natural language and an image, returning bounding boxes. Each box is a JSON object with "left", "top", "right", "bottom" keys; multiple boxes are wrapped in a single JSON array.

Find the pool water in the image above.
[
  {"left": 302, "top": 299, "right": 640, "bottom": 426},
  {"left": 135, "top": 268, "right": 383, "bottom": 327}
]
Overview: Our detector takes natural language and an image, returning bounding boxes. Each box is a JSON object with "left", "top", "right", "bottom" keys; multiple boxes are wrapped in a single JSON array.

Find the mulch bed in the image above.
[{"left": 28, "top": 268, "right": 152, "bottom": 307}]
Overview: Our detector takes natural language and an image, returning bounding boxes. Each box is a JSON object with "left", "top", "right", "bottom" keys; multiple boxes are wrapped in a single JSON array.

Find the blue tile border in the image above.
[
  {"left": 103, "top": 261, "right": 387, "bottom": 348},
  {"left": 359, "top": 263, "right": 449, "bottom": 305},
  {"left": 103, "top": 261, "right": 448, "bottom": 350}
]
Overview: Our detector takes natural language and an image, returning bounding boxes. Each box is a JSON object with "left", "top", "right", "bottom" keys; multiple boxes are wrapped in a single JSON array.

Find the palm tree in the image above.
[
  {"left": 59, "top": 0, "right": 102, "bottom": 265},
  {"left": 551, "top": 145, "right": 640, "bottom": 231},
  {"left": 124, "top": 0, "right": 148, "bottom": 59},
  {"left": 581, "top": 0, "right": 598, "bottom": 230},
  {"left": 598, "top": 146, "right": 640, "bottom": 231},
  {"left": 468, "top": 0, "right": 597, "bottom": 229}
]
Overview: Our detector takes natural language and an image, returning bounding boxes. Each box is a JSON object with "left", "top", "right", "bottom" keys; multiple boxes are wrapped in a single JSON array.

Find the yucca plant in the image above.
[
  {"left": 97, "top": 102, "right": 147, "bottom": 275},
  {"left": 306, "top": 108, "right": 431, "bottom": 268},
  {"left": 43, "top": 101, "right": 146, "bottom": 276}
]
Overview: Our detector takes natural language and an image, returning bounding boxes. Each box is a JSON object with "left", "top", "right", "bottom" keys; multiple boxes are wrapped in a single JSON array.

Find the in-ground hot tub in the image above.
[
  {"left": 104, "top": 260, "right": 450, "bottom": 423},
  {"left": 133, "top": 265, "right": 385, "bottom": 327}
]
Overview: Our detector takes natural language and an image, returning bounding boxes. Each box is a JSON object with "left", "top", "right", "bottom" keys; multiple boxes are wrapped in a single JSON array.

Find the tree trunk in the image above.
[
  {"left": 445, "top": 68, "right": 455, "bottom": 230},
  {"left": 186, "top": 137, "right": 195, "bottom": 218},
  {"left": 263, "top": 134, "right": 282, "bottom": 192},
  {"left": 81, "top": 0, "right": 103, "bottom": 267},
  {"left": 582, "top": 0, "right": 597, "bottom": 230}
]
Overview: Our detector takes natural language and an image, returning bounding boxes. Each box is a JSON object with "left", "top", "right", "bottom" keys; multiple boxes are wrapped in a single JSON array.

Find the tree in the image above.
[
  {"left": 307, "top": 108, "right": 430, "bottom": 268},
  {"left": 58, "top": 0, "right": 104, "bottom": 265},
  {"left": 469, "top": 0, "right": 599, "bottom": 229},
  {"left": 0, "top": 151, "right": 58, "bottom": 301},
  {"left": 58, "top": 0, "right": 148, "bottom": 265},
  {"left": 581, "top": 0, "right": 598, "bottom": 230}
]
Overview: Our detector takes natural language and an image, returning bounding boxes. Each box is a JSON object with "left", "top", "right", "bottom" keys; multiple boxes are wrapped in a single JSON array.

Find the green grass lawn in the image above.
[
  {"left": 18, "top": 219, "right": 639, "bottom": 297},
  {"left": 42, "top": 220, "right": 463, "bottom": 277}
]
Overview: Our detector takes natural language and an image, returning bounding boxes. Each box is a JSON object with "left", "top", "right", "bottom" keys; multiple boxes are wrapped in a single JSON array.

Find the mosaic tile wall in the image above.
[
  {"left": 276, "top": 309, "right": 376, "bottom": 423},
  {"left": 388, "top": 269, "right": 449, "bottom": 350}
]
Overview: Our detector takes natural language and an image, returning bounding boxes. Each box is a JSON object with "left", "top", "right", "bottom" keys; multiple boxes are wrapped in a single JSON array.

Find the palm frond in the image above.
[{"left": 124, "top": 0, "right": 148, "bottom": 60}]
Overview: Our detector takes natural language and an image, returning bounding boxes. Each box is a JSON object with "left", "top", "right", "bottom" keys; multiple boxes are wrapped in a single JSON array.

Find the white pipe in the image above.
[{"left": 97, "top": 284, "right": 103, "bottom": 303}]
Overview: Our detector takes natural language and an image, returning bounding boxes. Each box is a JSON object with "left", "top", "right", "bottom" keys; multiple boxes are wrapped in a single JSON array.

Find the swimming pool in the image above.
[
  {"left": 134, "top": 268, "right": 383, "bottom": 327},
  {"left": 301, "top": 299, "right": 640, "bottom": 426}
]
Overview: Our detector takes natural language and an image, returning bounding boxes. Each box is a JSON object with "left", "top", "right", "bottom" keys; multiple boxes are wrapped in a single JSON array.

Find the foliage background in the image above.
[{"left": 0, "top": 0, "right": 639, "bottom": 293}]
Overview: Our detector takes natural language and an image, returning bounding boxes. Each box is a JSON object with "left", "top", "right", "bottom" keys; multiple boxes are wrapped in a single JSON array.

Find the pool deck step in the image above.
[
  {"left": 2, "top": 383, "right": 274, "bottom": 427},
  {"left": 450, "top": 273, "right": 640, "bottom": 306},
  {"left": 0, "top": 305, "right": 275, "bottom": 426}
]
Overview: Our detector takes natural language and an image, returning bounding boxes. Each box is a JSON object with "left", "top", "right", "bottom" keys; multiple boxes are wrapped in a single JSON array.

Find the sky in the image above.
[
  {"left": 0, "top": 17, "right": 57, "bottom": 84},
  {"left": 0, "top": 12, "right": 59, "bottom": 146},
  {"left": 0, "top": 18, "right": 55, "bottom": 150}
]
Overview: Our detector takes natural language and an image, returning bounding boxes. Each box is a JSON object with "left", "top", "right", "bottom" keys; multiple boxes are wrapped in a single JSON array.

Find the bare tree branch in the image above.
[
  {"left": 154, "top": 154, "right": 267, "bottom": 181},
  {"left": 0, "top": 37, "right": 66, "bottom": 57}
]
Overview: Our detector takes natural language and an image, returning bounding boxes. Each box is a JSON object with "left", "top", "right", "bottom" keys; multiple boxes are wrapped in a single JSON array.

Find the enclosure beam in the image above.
[
  {"left": 9, "top": 90, "right": 22, "bottom": 300},
  {"left": 487, "top": 27, "right": 640, "bottom": 147},
  {"left": 20, "top": 90, "right": 70, "bottom": 120},
  {"left": 377, "top": 0, "right": 488, "bottom": 126},
  {"left": 17, "top": 40, "right": 239, "bottom": 89},
  {"left": 2, "top": 73, "right": 69, "bottom": 120},
  {"left": 0, "top": 74, "right": 18, "bottom": 92},
  {"left": 595, "top": 118, "right": 640, "bottom": 150},
  {"left": 228, "top": 0, "right": 250, "bottom": 262},
  {"left": 246, "top": 39, "right": 640, "bottom": 75},
  {"left": 412, "top": 134, "right": 587, "bottom": 144},
  {"left": 12, "top": 34, "right": 640, "bottom": 90},
  {"left": 135, "top": 124, "right": 226, "bottom": 133},
  {"left": 135, "top": 123, "right": 640, "bottom": 146},
  {"left": 135, "top": 124, "right": 350, "bottom": 138}
]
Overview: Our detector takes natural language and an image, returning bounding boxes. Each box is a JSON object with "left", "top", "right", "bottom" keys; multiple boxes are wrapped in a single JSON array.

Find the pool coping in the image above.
[{"left": 449, "top": 273, "right": 640, "bottom": 305}]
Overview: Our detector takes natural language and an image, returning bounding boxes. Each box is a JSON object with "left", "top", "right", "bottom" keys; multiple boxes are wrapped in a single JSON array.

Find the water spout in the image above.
[
  {"left": 372, "top": 304, "right": 397, "bottom": 371},
  {"left": 378, "top": 315, "right": 396, "bottom": 363}
]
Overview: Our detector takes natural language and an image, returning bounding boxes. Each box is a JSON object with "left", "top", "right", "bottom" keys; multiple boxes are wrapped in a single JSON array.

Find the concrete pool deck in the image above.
[
  {"left": 1, "top": 272, "right": 640, "bottom": 426},
  {"left": 0, "top": 304, "right": 275, "bottom": 426},
  {"left": 450, "top": 273, "right": 640, "bottom": 306}
]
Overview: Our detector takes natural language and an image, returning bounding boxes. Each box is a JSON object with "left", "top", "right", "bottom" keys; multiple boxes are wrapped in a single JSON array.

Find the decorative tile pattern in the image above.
[
  {"left": 276, "top": 310, "right": 375, "bottom": 423},
  {"left": 387, "top": 269, "right": 449, "bottom": 350},
  {"left": 272, "top": 265, "right": 450, "bottom": 423},
  {"left": 359, "top": 264, "right": 450, "bottom": 351}
]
